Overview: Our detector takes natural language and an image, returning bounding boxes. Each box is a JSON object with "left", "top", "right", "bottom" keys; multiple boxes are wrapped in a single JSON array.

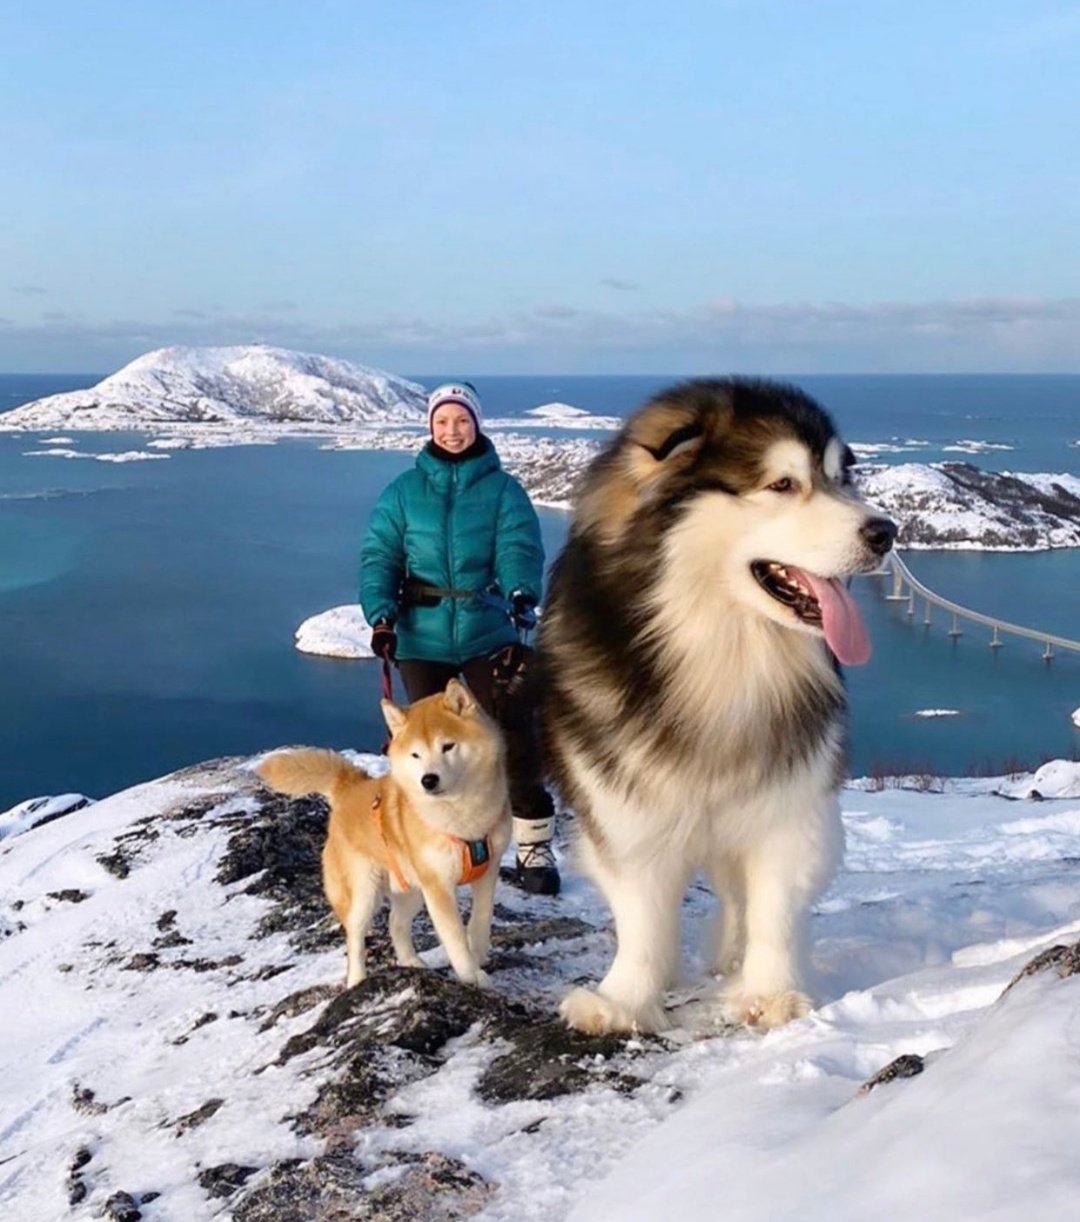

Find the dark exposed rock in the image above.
[
  {"left": 156, "top": 909, "right": 177, "bottom": 930},
  {"left": 231, "top": 1151, "right": 492, "bottom": 1222},
  {"left": 172, "top": 1098, "right": 224, "bottom": 1135},
  {"left": 279, "top": 968, "right": 525, "bottom": 1066},
  {"left": 66, "top": 1178, "right": 88, "bottom": 1206},
  {"left": 858, "top": 1053, "right": 925, "bottom": 1095},
  {"left": 172, "top": 1012, "right": 220, "bottom": 1045},
  {"left": 123, "top": 952, "right": 160, "bottom": 972},
  {"left": 216, "top": 792, "right": 334, "bottom": 949},
  {"left": 279, "top": 969, "right": 530, "bottom": 1139},
  {"left": 1003, "top": 939, "right": 1080, "bottom": 995},
  {"left": 70, "top": 1146, "right": 93, "bottom": 1172},
  {"left": 251, "top": 962, "right": 294, "bottom": 981},
  {"left": 230, "top": 1154, "right": 368, "bottom": 1221},
  {"left": 103, "top": 1190, "right": 142, "bottom": 1221},
  {"left": 71, "top": 1084, "right": 109, "bottom": 1116},
  {"left": 477, "top": 1018, "right": 649, "bottom": 1103},
  {"left": 490, "top": 914, "right": 593, "bottom": 949},
  {"left": 198, "top": 1162, "right": 260, "bottom": 1199},
  {"left": 363, "top": 1151, "right": 493, "bottom": 1220},
  {"left": 161, "top": 789, "right": 238, "bottom": 821},
  {"left": 47, "top": 888, "right": 90, "bottom": 904},
  {"left": 258, "top": 984, "right": 340, "bottom": 1033},
  {"left": 153, "top": 929, "right": 193, "bottom": 949},
  {"left": 96, "top": 848, "right": 133, "bottom": 879}
]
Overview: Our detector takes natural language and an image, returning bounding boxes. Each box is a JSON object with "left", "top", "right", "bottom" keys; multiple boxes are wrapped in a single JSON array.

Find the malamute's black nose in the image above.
[
  {"left": 421, "top": 772, "right": 440, "bottom": 792},
  {"left": 861, "top": 516, "right": 898, "bottom": 556}
]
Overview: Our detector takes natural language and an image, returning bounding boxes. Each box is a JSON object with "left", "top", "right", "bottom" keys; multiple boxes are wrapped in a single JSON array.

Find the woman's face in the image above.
[{"left": 431, "top": 403, "right": 477, "bottom": 453}]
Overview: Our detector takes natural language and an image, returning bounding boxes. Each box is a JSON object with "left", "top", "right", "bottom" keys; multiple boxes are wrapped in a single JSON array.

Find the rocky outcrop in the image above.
[{"left": 855, "top": 461, "right": 1080, "bottom": 549}]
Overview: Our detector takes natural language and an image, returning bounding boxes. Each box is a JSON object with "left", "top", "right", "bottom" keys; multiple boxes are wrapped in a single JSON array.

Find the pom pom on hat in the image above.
[{"left": 427, "top": 382, "right": 483, "bottom": 431}]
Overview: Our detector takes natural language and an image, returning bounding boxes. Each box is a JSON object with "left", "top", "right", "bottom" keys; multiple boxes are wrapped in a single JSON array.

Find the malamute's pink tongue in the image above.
[{"left": 790, "top": 568, "right": 872, "bottom": 666}]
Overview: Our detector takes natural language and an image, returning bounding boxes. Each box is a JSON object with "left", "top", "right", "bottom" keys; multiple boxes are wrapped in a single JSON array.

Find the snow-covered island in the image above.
[
  {"left": 3, "top": 757, "right": 1080, "bottom": 1219},
  {"left": 857, "top": 462, "right": 1080, "bottom": 550},
  {"left": 0, "top": 345, "right": 427, "bottom": 432}
]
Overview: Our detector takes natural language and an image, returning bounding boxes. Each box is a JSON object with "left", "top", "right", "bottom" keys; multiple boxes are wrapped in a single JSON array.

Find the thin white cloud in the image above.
[{"left": 1, "top": 295, "right": 1078, "bottom": 373}]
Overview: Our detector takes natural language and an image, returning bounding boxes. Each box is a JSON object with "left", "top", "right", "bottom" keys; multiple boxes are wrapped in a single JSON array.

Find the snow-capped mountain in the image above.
[
  {"left": 2, "top": 758, "right": 1080, "bottom": 1219},
  {"left": 857, "top": 462, "right": 1080, "bottom": 550},
  {"left": 0, "top": 346, "right": 427, "bottom": 431}
]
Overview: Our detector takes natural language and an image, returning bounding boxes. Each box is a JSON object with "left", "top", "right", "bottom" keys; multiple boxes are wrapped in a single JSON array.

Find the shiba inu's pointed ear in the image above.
[
  {"left": 381, "top": 699, "right": 407, "bottom": 737},
  {"left": 443, "top": 677, "right": 477, "bottom": 717}
]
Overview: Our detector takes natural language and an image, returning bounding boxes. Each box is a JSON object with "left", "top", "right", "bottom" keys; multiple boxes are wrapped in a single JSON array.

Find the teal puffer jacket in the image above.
[{"left": 359, "top": 439, "right": 545, "bottom": 665}]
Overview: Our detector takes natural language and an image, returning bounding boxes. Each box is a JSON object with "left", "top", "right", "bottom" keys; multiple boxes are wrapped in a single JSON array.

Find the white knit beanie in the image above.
[{"left": 427, "top": 382, "right": 483, "bottom": 432}]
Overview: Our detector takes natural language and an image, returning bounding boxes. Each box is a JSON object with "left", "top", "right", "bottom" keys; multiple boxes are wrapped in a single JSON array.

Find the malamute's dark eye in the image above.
[
  {"left": 767, "top": 477, "right": 798, "bottom": 494},
  {"left": 442, "top": 742, "right": 456, "bottom": 753},
  {"left": 410, "top": 751, "right": 420, "bottom": 759}
]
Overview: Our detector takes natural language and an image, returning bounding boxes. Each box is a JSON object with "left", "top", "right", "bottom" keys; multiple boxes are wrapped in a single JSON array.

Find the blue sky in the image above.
[{"left": 1, "top": 0, "right": 1078, "bottom": 373}]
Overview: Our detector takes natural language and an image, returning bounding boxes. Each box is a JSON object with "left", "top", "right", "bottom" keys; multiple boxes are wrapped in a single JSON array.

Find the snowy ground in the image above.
[{"left": 2, "top": 762, "right": 1080, "bottom": 1220}]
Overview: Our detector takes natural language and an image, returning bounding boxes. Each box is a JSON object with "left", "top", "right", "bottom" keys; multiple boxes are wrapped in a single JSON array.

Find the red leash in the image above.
[{"left": 379, "top": 658, "right": 395, "bottom": 754}]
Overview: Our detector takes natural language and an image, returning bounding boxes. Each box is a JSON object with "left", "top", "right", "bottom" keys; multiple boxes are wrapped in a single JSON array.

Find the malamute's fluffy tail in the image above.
[{"left": 256, "top": 749, "right": 367, "bottom": 801}]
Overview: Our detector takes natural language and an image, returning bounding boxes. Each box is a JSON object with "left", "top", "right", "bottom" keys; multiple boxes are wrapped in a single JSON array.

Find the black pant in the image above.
[{"left": 397, "top": 650, "right": 555, "bottom": 828}]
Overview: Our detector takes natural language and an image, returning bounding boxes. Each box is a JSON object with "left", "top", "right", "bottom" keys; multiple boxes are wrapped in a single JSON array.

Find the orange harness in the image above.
[{"left": 371, "top": 792, "right": 495, "bottom": 892}]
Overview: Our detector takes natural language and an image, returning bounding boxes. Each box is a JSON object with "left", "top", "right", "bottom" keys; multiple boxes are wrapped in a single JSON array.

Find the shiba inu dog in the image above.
[
  {"left": 539, "top": 377, "right": 897, "bottom": 1034},
  {"left": 257, "top": 679, "right": 511, "bottom": 988}
]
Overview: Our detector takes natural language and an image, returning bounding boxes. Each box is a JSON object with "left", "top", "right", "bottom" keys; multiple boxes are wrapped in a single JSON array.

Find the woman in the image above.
[{"left": 359, "top": 381, "right": 559, "bottom": 896}]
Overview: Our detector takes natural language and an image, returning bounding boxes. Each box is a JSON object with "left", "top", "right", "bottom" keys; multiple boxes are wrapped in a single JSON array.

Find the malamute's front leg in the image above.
[
  {"left": 706, "top": 852, "right": 746, "bottom": 978},
  {"left": 721, "top": 807, "right": 841, "bottom": 1029},
  {"left": 561, "top": 847, "right": 688, "bottom": 1035}
]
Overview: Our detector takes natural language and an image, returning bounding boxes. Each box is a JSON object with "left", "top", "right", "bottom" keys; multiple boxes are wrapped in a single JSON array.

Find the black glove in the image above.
[
  {"left": 509, "top": 591, "right": 538, "bottom": 632},
  {"left": 371, "top": 619, "right": 397, "bottom": 662}
]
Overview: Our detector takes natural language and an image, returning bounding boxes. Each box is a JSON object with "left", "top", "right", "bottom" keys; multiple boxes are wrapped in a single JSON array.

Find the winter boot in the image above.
[{"left": 512, "top": 816, "right": 560, "bottom": 896}]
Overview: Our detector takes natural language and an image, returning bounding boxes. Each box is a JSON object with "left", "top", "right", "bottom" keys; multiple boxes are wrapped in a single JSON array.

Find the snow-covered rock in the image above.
[
  {"left": 0, "top": 346, "right": 427, "bottom": 432},
  {"left": 855, "top": 461, "right": 1080, "bottom": 550},
  {"left": 996, "top": 758, "right": 1080, "bottom": 800},
  {"left": 295, "top": 605, "right": 374, "bottom": 659},
  {"left": 1073, "top": 707, "right": 1080, "bottom": 729},
  {"left": 0, "top": 792, "right": 93, "bottom": 841},
  {"left": 4, "top": 755, "right": 1080, "bottom": 1219},
  {"left": 485, "top": 403, "right": 623, "bottom": 430}
]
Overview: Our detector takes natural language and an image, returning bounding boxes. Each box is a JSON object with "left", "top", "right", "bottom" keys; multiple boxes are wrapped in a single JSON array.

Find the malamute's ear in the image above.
[
  {"left": 443, "top": 677, "right": 477, "bottom": 717},
  {"left": 578, "top": 401, "right": 712, "bottom": 541},
  {"left": 381, "top": 699, "right": 407, "bottom": 737}
]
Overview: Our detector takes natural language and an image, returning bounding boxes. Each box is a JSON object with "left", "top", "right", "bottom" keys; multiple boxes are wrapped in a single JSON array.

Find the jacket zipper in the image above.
[{"left": 448, "top": 465, "right": 459, "bottom": 659}]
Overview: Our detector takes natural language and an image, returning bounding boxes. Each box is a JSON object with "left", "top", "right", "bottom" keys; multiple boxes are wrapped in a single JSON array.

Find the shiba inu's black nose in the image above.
[
  {"left": 421, "top": 773, "right": 440, "bottom": 792},
  {"left": 860, "top": 516, "right": 898, "bottom": 556}
]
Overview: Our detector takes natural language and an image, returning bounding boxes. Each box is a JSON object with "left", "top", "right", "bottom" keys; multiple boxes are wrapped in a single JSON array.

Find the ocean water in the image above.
[{"left": 1, "top": 373, "right": 1078, "bottom": 809}]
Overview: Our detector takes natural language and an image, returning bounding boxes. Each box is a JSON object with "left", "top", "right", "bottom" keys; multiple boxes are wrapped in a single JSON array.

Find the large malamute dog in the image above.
[{"left": 540, "top": 378, "right": 896, "bottom": 1033}]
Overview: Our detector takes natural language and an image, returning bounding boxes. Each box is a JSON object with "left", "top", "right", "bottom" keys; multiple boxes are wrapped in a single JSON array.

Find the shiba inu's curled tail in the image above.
[{"left": 256, "top": 749, "right": 364, "bottom": 802}]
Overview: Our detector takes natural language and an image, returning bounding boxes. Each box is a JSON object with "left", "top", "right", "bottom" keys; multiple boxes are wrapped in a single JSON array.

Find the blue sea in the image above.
[{"left": 1, "top": 373, "right": 1078, "bottom": 810}]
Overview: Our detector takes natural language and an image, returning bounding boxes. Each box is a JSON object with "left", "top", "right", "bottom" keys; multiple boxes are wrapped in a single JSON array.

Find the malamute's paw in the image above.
[
  {"left": 723, "top": 987, "right": 812, "bottom": 1030},
  {"left": 395, "top": 953, "right": 425, "bottom": 969},
  {"left": 560, "top": 987, "right": 668, "bottom": 1035}
]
